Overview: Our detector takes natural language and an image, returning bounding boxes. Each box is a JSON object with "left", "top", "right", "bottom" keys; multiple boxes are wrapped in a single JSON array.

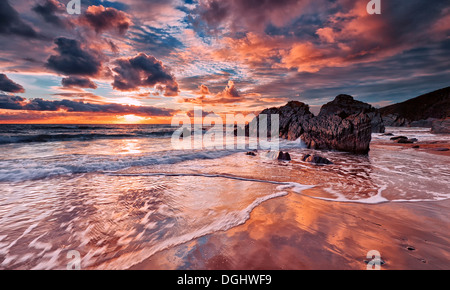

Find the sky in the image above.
[{"left": 0, "top": 0, "right": 449, "bottom": 124}]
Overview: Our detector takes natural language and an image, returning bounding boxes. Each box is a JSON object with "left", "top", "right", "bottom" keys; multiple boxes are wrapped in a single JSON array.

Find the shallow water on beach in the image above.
[{"left": 0, "top": 125, "right": 448, "bottom": 269}]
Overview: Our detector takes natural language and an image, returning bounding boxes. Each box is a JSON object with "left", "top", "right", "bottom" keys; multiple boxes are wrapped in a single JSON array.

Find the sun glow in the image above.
[
  {"left": 114, "top": 97, "right": 142, "bottom": 106},
  {"left": 120, "top": 114, "right": 146, "bottom": 124}
]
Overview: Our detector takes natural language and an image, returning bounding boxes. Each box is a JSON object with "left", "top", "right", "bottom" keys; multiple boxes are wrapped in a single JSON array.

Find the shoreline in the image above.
[
  {"left": 127, "top": 136, "right": 450, "bottom": 270},
  {"left": 371, "top": 140, "right": 450, "bottom": 157},
  {"left": 130, "top": 189, "right": 450, "bottom": 270}
]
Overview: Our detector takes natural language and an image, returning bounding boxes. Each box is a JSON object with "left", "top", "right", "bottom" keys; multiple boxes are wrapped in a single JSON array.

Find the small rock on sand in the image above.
[
  {"left": 433, "top": 148, "right": 449, "bottom": 152},
  {"left": 390, "top": 136, "right": 408, "bottom": 141},
  {"left": 277, "top": 151, "right": 291, "bottom": 161},
  {"left": 302, "top": 154, "right": 333, "bottom": 165}
]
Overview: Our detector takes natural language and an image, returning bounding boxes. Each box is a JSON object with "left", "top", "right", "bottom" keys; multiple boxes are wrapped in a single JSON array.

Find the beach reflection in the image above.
[{"left": 133, "top": 190, "right": 450, "bottom": 270}]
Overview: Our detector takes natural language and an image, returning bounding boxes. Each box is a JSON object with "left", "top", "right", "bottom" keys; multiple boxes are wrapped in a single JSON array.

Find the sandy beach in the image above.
[
  {"left": 1, "top": 126, "right": 448, "bottom": 270},
  {"left": 118, "top": 129, "right": 450, "bottom": 270},
  {"left": 130, "top": 138, "right": 450, "bottom": 270},
  {"left": 130, "top": 186, "right": 450, "bottom": 270}
]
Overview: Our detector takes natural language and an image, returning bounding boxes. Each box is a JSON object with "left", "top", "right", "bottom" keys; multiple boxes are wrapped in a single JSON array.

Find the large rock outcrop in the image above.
[
  {"left": 300, "top": 111, "right": 372, "bottom": 154},
  {"left": 379, "top": 87, "right": 450, "bottom": 127},
  {"left": 319, "top": 94, "right": 385, "bottom": 133},
  {"left": 249, "top": 95, "right": 375, "bottom": 154}
]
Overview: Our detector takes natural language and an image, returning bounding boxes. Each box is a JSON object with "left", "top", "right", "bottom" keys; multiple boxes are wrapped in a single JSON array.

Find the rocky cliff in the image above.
[
  {"left": 319, "top": 94, "right": 385, "bottom": 133},
  {"left": 378, "top": 87, "right": 450, "bottom": 127},
  {"left": 250, "top": 95, "right": 376, "bottom": 154}
]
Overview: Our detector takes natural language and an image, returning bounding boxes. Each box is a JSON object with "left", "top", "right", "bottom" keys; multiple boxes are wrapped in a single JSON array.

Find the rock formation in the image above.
[
  {"left": 319, "top": 94, "right": 385, "bottom": 133},
  {"left": 277, "top": 151, "right": 291, "bottom": 161},
  {"left": 301, "top": 154, "right": 333, "bottom": 165},
  {"left": 379, "top": 87, "right": 450, "bottom": 127},
  {"left": 249, "top": 95, "right": 376, "bottom": 154}
]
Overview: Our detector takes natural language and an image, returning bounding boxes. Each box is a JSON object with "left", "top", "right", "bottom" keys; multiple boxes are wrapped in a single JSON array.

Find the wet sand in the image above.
[
  {"left": 372, "top": 140, "right": 450, "bottom": 157},
  {"left": 128, "top": 135, "right": 450, "bottom": 270},
  {"left": 131, "top": 187, "right": 450, "bottom": 270}
]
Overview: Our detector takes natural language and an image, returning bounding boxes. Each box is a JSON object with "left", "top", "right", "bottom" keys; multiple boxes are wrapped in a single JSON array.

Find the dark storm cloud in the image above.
[
  {"left": 0, "top": 95, "right": 175, "bottom": 116},
  {"left": 61, "top": 76, "right": 98, "bottom": 89},
  {"left": 0, "top": 74, "right": 25, "bottom": 93},
  {"left": 193, "top": 0, "right": 312, "bottom": 34},
  {"left": 79, "top": 5, "right": 132, "bottom": 34},
  {"left": 112, "top": 53, "right": 179, "bottom": 96},
  {"left": 0, "top": 0, "right": 39, "bottom": 38},
  {"left": 32, "top": 0, "right": 65, "bottom": 26},
  {"left": 46, "top": 37, "right": 102, "bottom": 76}
]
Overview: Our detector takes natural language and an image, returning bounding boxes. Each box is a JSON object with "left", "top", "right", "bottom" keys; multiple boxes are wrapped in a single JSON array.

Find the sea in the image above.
[{"left": 0, "top": 124, "right": 449, "bottom": 269}]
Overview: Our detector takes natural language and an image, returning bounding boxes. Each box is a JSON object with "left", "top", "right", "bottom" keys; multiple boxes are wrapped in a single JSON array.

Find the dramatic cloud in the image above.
[
  {"left": 61, "top": 76, "right": 98, "bottom": 89},
  {"left": 0, "top": 95, "right": 174, "bottom": 117},
  {"left": 79, "top": 5, "right": 133, "bottom": 34},
  {"left": 112, "top": 53, "right": 179, "bottom": 96},
  {"left": 182, "top": 80, "right": 245, "bottom": 105},
  {"left": 0, "top": 0, "right": 38, "bottom": 37},
  {"left": 196, "top": 84, "right": 211, "bottom": 95},
  {"left": 46, "top": 37, "right": 102, "bottom": 76},
  {"left": 195, "top": 0, "right": 312, "bottom": 33},
  {"left": 32, "top": 0, "right": 65, "bottom": 26},
  {"left": 1, "top": 0, "right": 450, "bottom": 124},
  {"left": 0, "top": 74, "right": 25, "bottom": 93}
]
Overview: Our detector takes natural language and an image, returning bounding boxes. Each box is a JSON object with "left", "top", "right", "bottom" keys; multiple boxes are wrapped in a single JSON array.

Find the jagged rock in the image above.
[
  {"left": 301, "top": 112, "right": 372, "bottom": 154},
  {"left": 382, "top": 114, "right": 409, "bottom": 127},
  {"left": 246, "top": 151, "right": 257, "bottom": 156},
  {"left": 252, "top": 101, "right": 314, "bottom": 139},
  {"left": 319, "top": 94, "right": 385, "bottom": 133},
  {"left": 431, "top": 118, "right": 450, "bottom": 134},
  {"left": 247, "top": 96, "right": 375, "bottom": 154},
  {"left": 302, "top": 154, "right": 333, "bottom": 165}
]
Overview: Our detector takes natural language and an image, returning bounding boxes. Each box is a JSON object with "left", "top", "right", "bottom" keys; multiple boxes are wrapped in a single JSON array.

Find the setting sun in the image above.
[{"left": 120, "top": 114, "right": 145, "bottom": 124}]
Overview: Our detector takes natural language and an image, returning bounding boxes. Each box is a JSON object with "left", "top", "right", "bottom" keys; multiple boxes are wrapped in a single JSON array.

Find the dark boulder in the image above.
[
  {"left": 396, "top": 139, "right": 414, "bottom": 144},
  {"left": 277, "top": 151, "right": 291, "bottom": 161},
  {"left": 302, "top": 154, "right": 333, "bottom": 165},
  {"left": 246, "top": 95, "right": 382, "bottom": 154},
  {"left": 319, "top": 94, "right": 385, "bottom": 133},
  {"left": 300, "top": 112, "right": 372, "bottom": 154},
  {"left": 390, "top": 136, "right": 408, "bottom": 141}
]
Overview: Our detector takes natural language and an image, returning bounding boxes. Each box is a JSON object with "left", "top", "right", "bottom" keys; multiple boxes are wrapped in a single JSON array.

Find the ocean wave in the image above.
[
  {"left": 0, "top": 131, "right": 176, "bottom": 145},
  {"left": 0, "top": 149, "right": 240, "bottom": 182}
]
